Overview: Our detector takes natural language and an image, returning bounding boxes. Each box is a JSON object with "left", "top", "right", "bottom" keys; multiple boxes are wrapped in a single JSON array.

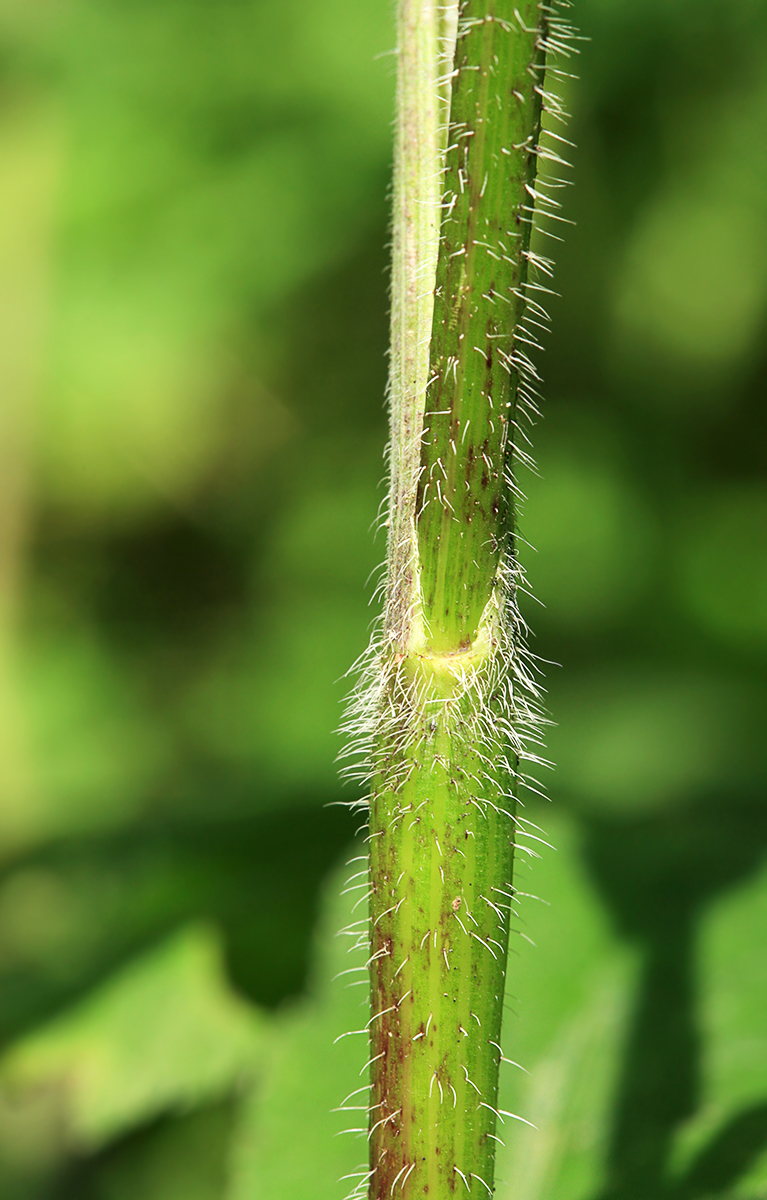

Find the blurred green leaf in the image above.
[
  {"left": 493, "top": 810, "right": 637, "bottom": 1200},
  {"left": 80, "top": 1103, "right": 237, "bottom": 1200},
  {"left": 3, "top": 923, "right": 264, "bottom": 1150},
  {"left": 227, "top": 857, "right": 370, "bottom": 1200},
  {"left": 670, "top": 857, "right": 767, "bottom": 1195}
]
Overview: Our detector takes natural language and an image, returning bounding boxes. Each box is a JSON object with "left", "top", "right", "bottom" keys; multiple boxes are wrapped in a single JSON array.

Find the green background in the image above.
[{"left": 0, "top": 0, "right": 765, "bottom": 1196}]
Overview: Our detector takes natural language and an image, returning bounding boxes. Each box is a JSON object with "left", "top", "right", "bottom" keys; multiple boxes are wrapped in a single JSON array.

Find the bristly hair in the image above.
[
  {"left": 335, "top": 4, "right": 579, "bottom": 1195},
  {"left": 338, "top": 0, "right": 579, "bottom": 819}
]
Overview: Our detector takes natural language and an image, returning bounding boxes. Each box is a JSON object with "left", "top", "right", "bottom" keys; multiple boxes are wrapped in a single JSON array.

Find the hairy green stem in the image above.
[{"left": 358, "top": 3, "right": 568, "bottom": 1197}]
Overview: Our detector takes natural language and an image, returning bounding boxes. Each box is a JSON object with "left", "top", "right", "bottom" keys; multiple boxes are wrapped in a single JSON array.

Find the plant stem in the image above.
[{"left": 359, "top": 2, "right": 570, "bottom": 1197}]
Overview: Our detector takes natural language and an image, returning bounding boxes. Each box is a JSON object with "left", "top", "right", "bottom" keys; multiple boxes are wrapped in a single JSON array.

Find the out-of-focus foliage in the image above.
[
  {"left": 0, "top": 0, "right": 764, "bottom": 1196},
  {"left": 5, "top": 924, "right": 264, "bottom": 1149}
]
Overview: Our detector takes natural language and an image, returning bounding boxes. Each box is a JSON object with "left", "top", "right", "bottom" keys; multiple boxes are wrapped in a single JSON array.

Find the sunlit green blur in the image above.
[{"left": 0, "top": 1, "right": 764, "bottom": 1197}]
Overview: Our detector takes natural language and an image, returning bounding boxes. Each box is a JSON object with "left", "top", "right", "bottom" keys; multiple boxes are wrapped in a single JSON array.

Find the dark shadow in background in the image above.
[
  {"left": 0, "top": 800, "right": 358, "bottom": 1048},
  {"left": 581, "top": 794, "right": 767, "bottom": 1200},
  {"left": 50, "top": 1098, "right": 238, "bottom": 1200}
]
